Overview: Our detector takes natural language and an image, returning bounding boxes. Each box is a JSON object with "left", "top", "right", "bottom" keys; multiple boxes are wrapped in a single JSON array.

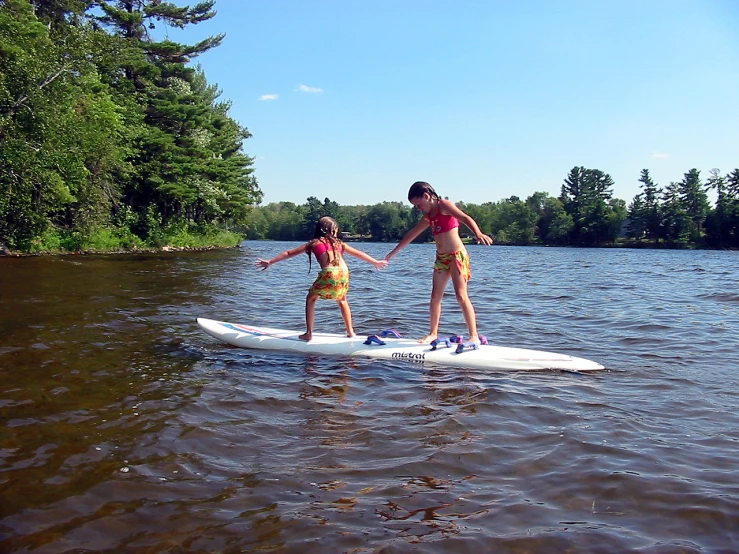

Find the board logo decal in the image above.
[{"left": 392, "top": 351, "right": 426, "bottom": 363}]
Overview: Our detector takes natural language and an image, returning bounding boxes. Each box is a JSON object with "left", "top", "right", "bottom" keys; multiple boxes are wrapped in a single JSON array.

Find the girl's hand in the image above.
[
  {"left": 374, "top": 259, "right": 389, "bottom": 270},
  {"left": 255, "top": 258, "right": 271, "bottom": 270},
  {"left": 476, "top": 234, "right": 494, "bottom": 245}
]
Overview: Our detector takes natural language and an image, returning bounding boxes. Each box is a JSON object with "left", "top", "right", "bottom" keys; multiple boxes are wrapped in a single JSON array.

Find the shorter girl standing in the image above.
[
  {"left": 385, "top": 181, "right": 493, "bottom": 344},
  {"left": 256, "top": 216, "right": 387, "bottom": 341}
]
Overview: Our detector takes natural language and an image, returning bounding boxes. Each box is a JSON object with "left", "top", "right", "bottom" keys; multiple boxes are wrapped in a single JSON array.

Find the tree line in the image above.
[
  {"left": 2, "top": 2, "right": 737, "bottom": 253},
  {"left": 246, "top": 166, "right": 739, "bottom": 249},
  {"left": 1, "top": 0, "right": 261, "bottom": 253}
]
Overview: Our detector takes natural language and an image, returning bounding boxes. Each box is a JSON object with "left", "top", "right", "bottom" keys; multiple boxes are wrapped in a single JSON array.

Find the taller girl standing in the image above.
[{"left": 385, "top": 181, "right": 493, "bottom": 344}]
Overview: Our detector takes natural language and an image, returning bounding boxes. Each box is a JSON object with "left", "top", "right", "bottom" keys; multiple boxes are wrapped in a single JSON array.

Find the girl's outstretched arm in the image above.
[
  {"left": 343, "top": 244, "right": 388, "bottom": 270},
  {"left": 256, "top": 243, "right": 309, "bottom": 270},
  {"left": 439, "top": 199, "right": 494, "bottom": 245},
  {"left": 385, "top": 219, "right": 429, "bottom": 261}
]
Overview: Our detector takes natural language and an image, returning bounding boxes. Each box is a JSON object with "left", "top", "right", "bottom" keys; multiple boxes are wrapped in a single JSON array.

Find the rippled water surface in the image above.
[{"left": 1, "top": 242, "right": 738, "bottom": 553}]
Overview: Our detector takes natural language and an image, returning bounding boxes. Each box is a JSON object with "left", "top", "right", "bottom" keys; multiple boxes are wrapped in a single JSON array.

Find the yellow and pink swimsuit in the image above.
[
  {"left": 434, "top": 249, "right": 471, "bottom": 281},
  {"left": 429, "top": 212, "right": 471, "bottom": 281},
  {"left": 309, "top": 240, "right": 350, "bottom": 300}
]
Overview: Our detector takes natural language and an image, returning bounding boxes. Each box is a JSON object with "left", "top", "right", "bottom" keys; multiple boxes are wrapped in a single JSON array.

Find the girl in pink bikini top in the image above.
[
  {"left": 429, "top": 211, "right": 460, "bottom": 236},
  {"left": 255, "top": 216, "right": 388, "bottom": 342},
  {"left": 384, "top": 181, "right": 494, "bottom": 347},
  {"left": 311, "top": 237, "right": 345, "bottom": 267}
]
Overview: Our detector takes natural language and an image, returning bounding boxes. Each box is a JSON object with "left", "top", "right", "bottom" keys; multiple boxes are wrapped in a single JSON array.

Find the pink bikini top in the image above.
[
  {"left": 312, "top": 239, "right": 343, "bottom": 258},
  {"left": 429, "top": 212, "right": 459, "bottom": 236}
]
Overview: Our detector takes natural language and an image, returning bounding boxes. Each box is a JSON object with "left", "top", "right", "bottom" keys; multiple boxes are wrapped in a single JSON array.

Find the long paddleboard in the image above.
[{"left": 196, "top": 318, "right": 605, "bottom": 372}]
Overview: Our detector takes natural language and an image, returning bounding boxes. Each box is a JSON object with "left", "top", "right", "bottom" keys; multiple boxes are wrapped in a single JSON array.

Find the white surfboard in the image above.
[{"left": 196, "top": 318, "right": 605, "bottom": 372}]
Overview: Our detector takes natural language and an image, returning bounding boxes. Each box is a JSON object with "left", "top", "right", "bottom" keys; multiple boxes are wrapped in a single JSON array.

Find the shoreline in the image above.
[{"left": 0, "top": 243, "right": 241, "bottom": 258}]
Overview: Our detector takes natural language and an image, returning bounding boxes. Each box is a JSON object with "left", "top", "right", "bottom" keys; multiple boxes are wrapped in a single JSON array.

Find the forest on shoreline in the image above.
[
  {"left": 248, "top": 166, "right": 739, "bottom": 250},
  {"left": 2, "top": 2, "right": 738, "bottom": 255}
]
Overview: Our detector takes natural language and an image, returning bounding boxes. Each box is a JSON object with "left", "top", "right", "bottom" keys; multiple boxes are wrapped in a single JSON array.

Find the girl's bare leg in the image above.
[
  {"left": 419, "top": 269, "right": 451, "bottom": 343},
  {"left": 299, "top": 293, "right": 319, "bottom": 341},
  {"left": 450, "top": 265, "right": 479, "bottom": 342},
  {"left": 336, "top": 298, "right": 356, "bottom": 337}
]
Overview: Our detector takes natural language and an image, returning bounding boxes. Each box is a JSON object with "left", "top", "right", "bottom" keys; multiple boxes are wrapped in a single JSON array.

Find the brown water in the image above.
[{"left": 1, "top": 243, "right": 738, "bottom": 553}]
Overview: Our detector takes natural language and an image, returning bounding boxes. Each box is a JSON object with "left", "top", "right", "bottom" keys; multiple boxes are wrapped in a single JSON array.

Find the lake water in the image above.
[{"left": 1, "top": 242, "right": 738, "bottom": 553}]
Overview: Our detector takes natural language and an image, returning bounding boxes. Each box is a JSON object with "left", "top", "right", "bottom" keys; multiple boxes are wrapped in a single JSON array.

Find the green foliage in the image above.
[
  {"left": 726, "top": 169, "right": 739, "bottom": 248},
  {"left": 21, "top": 219, "right": 238, "bottom": 253},
  {"left": 487, "top": 197, "right": 538, "bottom": 245},
  {"left": 459, "top": 202, "right": 494, "bottom": 235},
  {"left": 246, "top": 170, "right": 735, "bottom": 250},
  {"left": 559, "top": 167, "right": 624, "bottom": 245},
  {"left": 81, "top": 227, "right": 135, "bottom": 251},
  {"left": 677, "top": 169, "right": 709, "bottom": 244},
  {"left": 162, "top": 220, "right": 241, "bottom": 248},
  {"left": 29, "top": 227, "right": 64, "bottom": 253},
  {"left": 0, "top": 0, "right": 260, "bottom": 253},
  {"left": 26, "top": 224, "right": 143, "bottom": 253},
  {"left": 535, "top": 195, "right": 572, "bottom": 245},
  {"left": 659, "top": 181, "right": 692, "bottom": 246},
  {"left": 628, "top": 169, "right": 663, "bottom": 242}
]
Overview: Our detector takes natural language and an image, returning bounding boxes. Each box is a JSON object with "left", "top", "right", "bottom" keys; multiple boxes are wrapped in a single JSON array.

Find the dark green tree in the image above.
[
  {"left": 724, "top": 169, "right": 739, "bottom": 247},
  {"left": 460, "top": 202, "right": 494, "bottom": 237},
  {"left": 536, "top": 195, "right": 572, "bottom": 245},
  {"left": 28, "top": 0, "right": 93, "bottom": 24},
  {"left": 525, "top": 191, "right": 548, "bottom": 215},
  {"left": 492, "top": 196, "right": 537, "bottom": 245},
  {"left": 303, "top": 196, "right": 324, "bottom": 236},
  {"left": 258, "top": 202, "right": 304, "bottom": 241},
  {"left": 660, "top": 181, "right": 691, "bottom": 246},
  {"left": 334, "top": 204, "right": 357, "bottom": 236},
  {"left": 703, "top": 168, "right": 727, "bottom": 247},
  {"left": 626, "top": 194, "right": 646, "bottom": 239},
  {"left": 366, "top": 202, "right": 415, "bottom": 242},
  {"left": 677, "top": 168, "right": 708, "bottom": 244},
  {"left": 93, "top": 0, "right": 258, "bottom": 240},
  {"left": 560, "top": 167, "right": 622, "bottom": 245},
  {"left": 628, "top": 169, "right": 662, "bottom": 243}
]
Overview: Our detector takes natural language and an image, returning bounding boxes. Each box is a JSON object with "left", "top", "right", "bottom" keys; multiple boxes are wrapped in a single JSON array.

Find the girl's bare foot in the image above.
[
  {"left": 418, "top": 334, "right": 438, "bottom": 344},
  {"left": 347, "top": 331, "right": 357, "bottom": 338},
  {"left": 298, "top": 332, "right": 312, "bottom": 341}
]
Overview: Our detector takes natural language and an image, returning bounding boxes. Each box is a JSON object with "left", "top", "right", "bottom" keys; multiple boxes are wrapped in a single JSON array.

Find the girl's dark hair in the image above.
[
  {"left": 408, "top": 181, "right": 440, "bottom": 201},
  {"left": 307, "top": 216, "right": 342, "bottom": 270}
]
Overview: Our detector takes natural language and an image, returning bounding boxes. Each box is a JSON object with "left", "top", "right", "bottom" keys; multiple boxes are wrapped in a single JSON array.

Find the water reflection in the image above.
[{"left": 2, "top": 246, "right": 739, "bottom": 551}]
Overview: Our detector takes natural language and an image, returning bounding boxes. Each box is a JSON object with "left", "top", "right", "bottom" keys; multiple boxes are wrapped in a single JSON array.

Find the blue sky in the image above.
[{"left": 167, "top": 0, "right": 739, "bottom": 207}]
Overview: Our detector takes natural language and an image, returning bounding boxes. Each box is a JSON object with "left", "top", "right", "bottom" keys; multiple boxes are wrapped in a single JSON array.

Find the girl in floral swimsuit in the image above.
[
  {"left": 385, "top": 182, "right": 493, "bottom": 344},
  {"left": 256, "top": 217, "right": 387, "bottom": 341}
]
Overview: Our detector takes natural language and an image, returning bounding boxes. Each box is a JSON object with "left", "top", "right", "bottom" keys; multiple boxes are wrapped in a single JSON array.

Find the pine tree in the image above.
[
  {"left": 725, "top": 169, "right": 739, "bottom": 247},
  {"left": 703, "top": 168, "right": 727, "bottom": 246},
  {"left": 92, "top": 1, "right": 258, "bottom": 237},
  {"left": 627, "top": 194, "right": 646, "bottom": 239},
  {"left": 560, "top": 166, "right": 621, "bottom": 245},
  {"left": 639, "top": 169, "right": 661, "bottom": 242},
  {"left": 677, "top": 168, "right": 708, "bottom": 244},
  {"left": 660, "top": 181, "right": 691, "bottom": 246}
]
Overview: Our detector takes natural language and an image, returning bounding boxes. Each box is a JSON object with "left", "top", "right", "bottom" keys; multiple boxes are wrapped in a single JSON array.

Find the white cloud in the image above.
[
  {"left": 652, "top": 151, "right": 670, "bottom": 159},
  {"left": 259, "top": 94, "right": 278, "bottom": 101},
  {"left": 296, "top": 84, "right": 323, "bottom": 93}
]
